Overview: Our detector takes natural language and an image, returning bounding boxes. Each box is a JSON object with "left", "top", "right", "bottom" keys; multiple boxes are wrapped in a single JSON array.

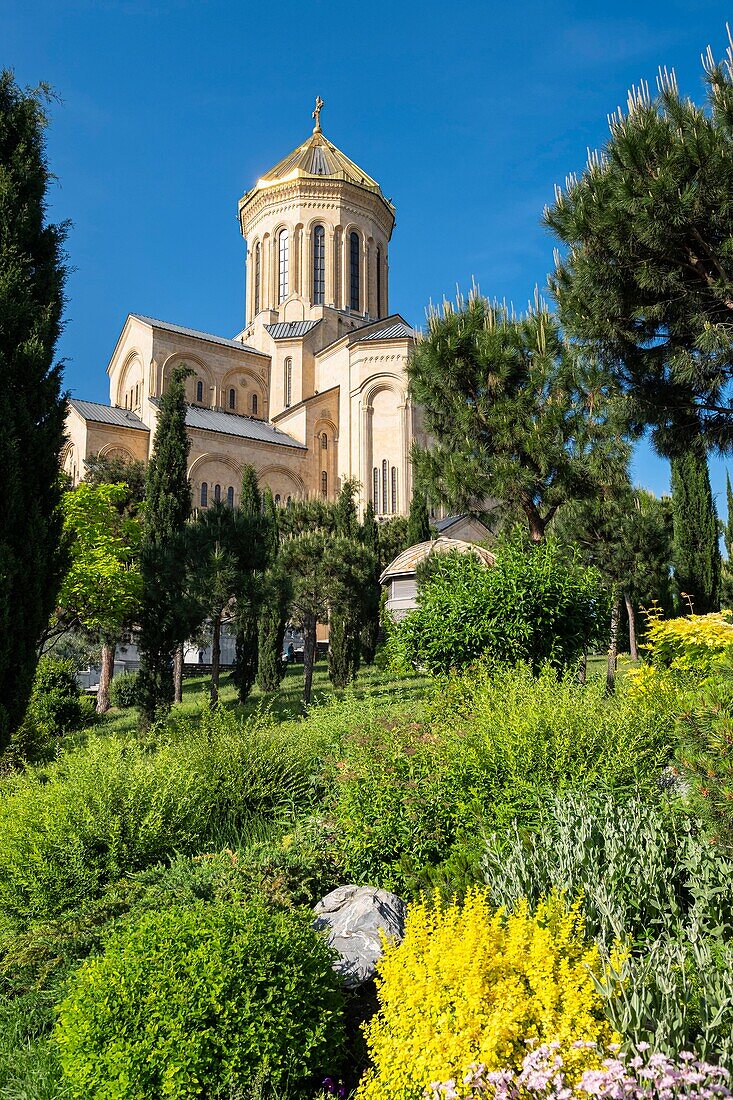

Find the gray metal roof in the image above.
[
  {"left": 265, "top": 320, "right": 320, "bottom": 340},
  {"left": 360, "top": 320, "right": 416, "bottom": 342},
  {"left": 183, "top": 405, "right": 306, "bottom": 449},
  {"left": 130, "top": 314, "right": 264, "bottom": 356},
  {"left": 68, "top": 400, "right": 149, "bottom": 431}
]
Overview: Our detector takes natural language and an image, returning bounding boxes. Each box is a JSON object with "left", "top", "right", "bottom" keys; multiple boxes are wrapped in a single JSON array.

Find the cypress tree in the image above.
[
  {"left": 256, "top": 488, "right": 288, "bottom": 692},
  {"left": 407, "top": 488, "right": 431, "bottom": 545},
  {"left": 0, "top": 73, "right": 68, "bottom": 751},
  {"left": 328, "top": 480, "right": 362, "bottom": 687},
  {"left": 722, "top": 472, "right": 733, "bottom": 607},
  {"left": 232, "top": 465, "right": 262, "bottom": 703},
  {"left": 137, "top": 364, "right": 192, "bottom": 722},
  {"left": 360, "top": 500, "right": 381, "bottom": 664},
  {"left": 670, "top": 437, "right": 721, "bottom": 614}
]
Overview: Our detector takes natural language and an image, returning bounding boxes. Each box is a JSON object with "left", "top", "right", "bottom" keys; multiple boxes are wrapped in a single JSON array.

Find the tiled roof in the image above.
[
  {"left": 183, "top": 405, "right": 306, "bottom": 449},
  {"left": 380, "top": 537, "right": 495, "bottom": 583},
  {"left": 265, "top": 320, "right": 320, "bottom": 340},
  {"left": 68, "top": 400, "right": 149, "bottom": 431},
  {"left": 359, "top": 320, "right": 416, "bottom": 342},
  {"left": 130, "top": 315, "right": 264, "bottom": 356}
]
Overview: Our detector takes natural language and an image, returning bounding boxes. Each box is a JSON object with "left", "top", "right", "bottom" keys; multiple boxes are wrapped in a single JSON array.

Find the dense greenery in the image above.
[
  {"left": 671, "top": 437, "right": 721, "bottom": 613},
  {"left": 0, "top": 72, "right": 68, "bottom": 753},
  {"left": 389, "top": 536, "right": 607, "bottom": 676}
]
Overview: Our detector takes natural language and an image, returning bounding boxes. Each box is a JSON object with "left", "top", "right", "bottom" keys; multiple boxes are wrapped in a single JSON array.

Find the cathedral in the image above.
[{"left": 63, "top": 99, "right": 427, "bottom": 516}]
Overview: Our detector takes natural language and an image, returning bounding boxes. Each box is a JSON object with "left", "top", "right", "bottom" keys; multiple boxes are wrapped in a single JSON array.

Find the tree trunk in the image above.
[
  {"left": 302, "top": 613, "right": 317, "bottom": 706},
  {"left": 210, "top": 612, "right": 222, "bottom": 706},
  {"left": 96, "top": 640, "right": 115, "bottom": 714},
  {"left": 624, "top": 590, "right": 638, "bottom": 661},
  {"left": 525, "top": 506, "right": 546, "bottom": 543},
  {"left": 606, "top": 588, "right": 621, "bottom": 695},
  {"left": 173, "top": 643, "right": 184, "bottom": 704}
]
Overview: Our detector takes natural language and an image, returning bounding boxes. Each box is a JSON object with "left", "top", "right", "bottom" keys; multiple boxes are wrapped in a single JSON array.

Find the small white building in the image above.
[{"left": 380, "top": 537, "right": 496, "bottom": 620}]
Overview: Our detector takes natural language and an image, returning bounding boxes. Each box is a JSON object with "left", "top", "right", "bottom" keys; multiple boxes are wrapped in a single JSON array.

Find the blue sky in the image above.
[{"left": 5, "top": 0, "right": 733, "bottom": 511}]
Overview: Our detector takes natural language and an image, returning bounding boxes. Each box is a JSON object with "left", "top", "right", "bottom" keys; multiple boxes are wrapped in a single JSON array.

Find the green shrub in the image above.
[
  {"left": 5, "top": 657, "right": 92, "bottom": 764},
  {"left": 388, "top": 535, "right": 607, "bottom": 675},
  {"left": 54, "top": 899, "right": 345, "bottom": 1099},
  {"left": 328, "top": 664, "right": 679, "bottom": 894},
  {"left": 483, "top": 788, "right": 733, "bottom": 1065},
  {"left": 109, "top": 670, "right": 139, "bottom": 709},
  {"left": 677, "top": 660, "right": 733, "bottom": 852},
  {"left": 0, "top": 707, "right": 321, "bottom": 931}
]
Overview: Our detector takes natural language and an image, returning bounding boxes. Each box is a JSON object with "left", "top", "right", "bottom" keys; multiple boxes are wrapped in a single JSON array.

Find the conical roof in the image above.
[{"left": 256, "top": 129, "right": 384, "bottom": 194}]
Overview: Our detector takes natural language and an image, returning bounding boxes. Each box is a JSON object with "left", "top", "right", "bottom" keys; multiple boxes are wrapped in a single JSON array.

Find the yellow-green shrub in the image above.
[
  {"left": 358, "top": 890, "right": 620, "bottom": 1100},
  {"left": 639, "top": 611, "right": 733, "bottom": 673}
]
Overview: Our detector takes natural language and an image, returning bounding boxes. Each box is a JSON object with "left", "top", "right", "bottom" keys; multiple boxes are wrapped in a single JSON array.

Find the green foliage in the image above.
[
  {"left": 137, "top": 364, "right": 192, "bottom": 722},
  {"left": 408, "top": 293, "right": 627, "bottom": 540},
  {"left": 483, "top": 787, "right": 733, "bottom": 1066},
  {"left": 407, "top": 488, "right": 431, "bottom": 545},
  {"left": 328, "top": 664, "right": 678, "bottom": 894},
  {"left": 671, "top": 437, "right": 721, "bottom": 613},
  {"left": 84, "top": 454, "right": 146, "bottom": 513},
  {"left": 722, "top": 472, "right": 733, "bottom": 607},
  {"left": 233, "top": 465, "right": 265, "bottom": 702},
  {"left": 257, "top": 488, "right": 289, "bottom": 693},
  {"left": 0, "top": 707, "right": 321, "bottom": 931},
  {"left": 329, "top": 481, "right": 363, "bottom": 688},
  {"left": 677, "top": 660, "right": 733, "bottom": 851},
  {"left": 546, "top": 35, "right": 733, "bottom": 451},
  {"left": 6, "top": 657, "right": 91, "bottom": 764},
  {"left": 54, "top": 898, "right": 345, "bottom": 1099},
  {"left": 109, "top": 670, "right": 140, "bottom": 709},
  {"left": 360, "top": 501, "right": 382, "bottom": 665},
  {"left": 376, "top": 515, "right": 410, "bottom": 576},
  {"left": 0, "top": 72, "right": 68, "bottom": 753},
  {"left": 390, "top": 535, "right": 607, "bottom": 675}
]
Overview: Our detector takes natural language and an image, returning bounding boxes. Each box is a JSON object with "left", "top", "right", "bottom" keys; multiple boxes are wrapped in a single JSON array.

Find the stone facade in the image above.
[{"left": 63, "top": 103, "right": 426, "bottom": 516}]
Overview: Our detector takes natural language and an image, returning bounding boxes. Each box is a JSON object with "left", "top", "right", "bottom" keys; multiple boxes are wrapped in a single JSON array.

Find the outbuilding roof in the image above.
[
  {"left": 380, "top": 537, "right": 496, "bottom": 583},
  {"left": 68, "top": 399, "right": 149, "bottom": 431},
  {"left": 359, "top": 320, "right": 416, "bottom": 341}
]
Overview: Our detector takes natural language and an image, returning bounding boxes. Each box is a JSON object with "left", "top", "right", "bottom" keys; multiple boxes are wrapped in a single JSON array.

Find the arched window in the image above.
[
  {"left": 254, "top": 241, "right": 261, "bottom": 316},
  {"left": 278, "top": 229, "right": 289, "bottom": 302},
  {"left": 391, "top": 467, "right": 398, "bottom": 513},
  {"left": 214, "top": 484, "right": 221, "bottom": 503},
  {"left": 275, "top": 494, "right": 281, "bottom": 504},
  {"left": 201, "top": 482, "right": 208, "bottom": 507},
  {"left": 321, "top": 471, "right": 328, "bottom": 498},
  {"left": 227, "top": 486, "right": 234, "bottom": 507},
  {"left": 284, "top": 357, "right": 292, "bottom": 408},
  {"left": 373, "top": 467, "right": 379, "bottom": 510},
  {"left": 196, "top": 379, "right": 204, "bottom": 403},
  {"left": 252, "top": 393, "right": 258, "bottom": 416},
  {"left": 286, "top": 495, "right": 292, "bottom": 505},
  {"left": 134, "top": 383, "right": 139, "bottom": 407},
  {"left": 382, "top": 459, "right": 388, "bottom": 513},
  {"left": 321, "top": 432, "right": 328, "bottom": 450},
  {"left": 376, "top": 247, "right": 382, "bottom": 318},
  {"left": 350, "top": 231, "right": 360, "bottom": 311},
  {"left": 228, "top": 387, "right": 236, "bottom": 411},
  {"left": 312, "top": 225, "right": 325, "bottom": 304}
]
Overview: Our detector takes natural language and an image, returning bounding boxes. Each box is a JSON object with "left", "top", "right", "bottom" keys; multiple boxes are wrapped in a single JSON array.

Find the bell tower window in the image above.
[
  {"left": 253, "top": 242, "right": 261, "bottom": 316},
  {"left": 376, "top": 247, "right": 382, "bottom": 318},
  {"left": 252, "top": 393, "right": 258, "bottom": 416},
  {"left": 313, "top": 225, "right": 325, "bottom": 305},
  {"left": 278, "top": 229, "right": 289, "bottom": 303},
  {"left": 350, "top": 231, "right": 360, "bottom": 312}
]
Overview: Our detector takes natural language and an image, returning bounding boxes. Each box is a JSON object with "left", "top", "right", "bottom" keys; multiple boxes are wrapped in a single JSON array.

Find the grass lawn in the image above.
[{"left": 99, "top": 657, "right": 432, "bottom": 738}]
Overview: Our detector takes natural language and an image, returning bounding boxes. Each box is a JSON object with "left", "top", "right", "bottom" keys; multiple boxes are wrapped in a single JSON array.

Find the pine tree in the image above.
[
  {"left": 546, "top": 35, "right": 733, "bottom": 452},
  {"left": 256, "top": 488, "right": 288, "bottom": 692},
  {"left": 328, "top": 480, "right": 362, "bottom": 687},
  {"left": 407, "top": 488, "right": 431, "bottom": 545},
  {"left": 137, "top": 364, "right": 192, "bottom": 722},
  {"left": 360, "top": 500, "right": 381, "bottom": 664},
  {"left": 670, "top": 437, "right": 721, "bottom": 614},
  {"left": 232, "top": 465, "right": 262, "bottom": 703},
  {"left": 408, "top": 294, "right": 627, "bottom": 541},
  {"left": 0, "top": 73, "right": 68, "bottom": 751}
]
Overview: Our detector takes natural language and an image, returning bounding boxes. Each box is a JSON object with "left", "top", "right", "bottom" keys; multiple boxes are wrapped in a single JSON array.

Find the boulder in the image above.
[{"left": 313, "top": 884, "right": 407, "bottom": 988}]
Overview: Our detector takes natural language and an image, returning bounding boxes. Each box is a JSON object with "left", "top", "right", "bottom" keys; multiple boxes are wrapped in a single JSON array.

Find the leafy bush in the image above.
[
  {"left": 357, "top": 890, "right": 618, "bottom": 1100},
  {"left": 677, "top": 661, "right": 733, "bottom": 853},
  {"left": 5, "top": 657, "right": 93, "bottom": 764},
  {"left": 328, "top": 665, "right": 679, "bottom": 893},
  {"left": 0, "top": 707, "right": 321, "bottom": 931},
  {"left": 109, "top": 670, "right": 139, "bottom": 709},
  {"left": 638, "top": 610, "right": 733, "bottom": 674},
  {"left": 55, "top": 898, "right": 345, "bottom": 1099},
  {"left": 388, "top": 536, "right": 607, "bottom": 676},
  {"left": 483, "top": 789, "right": 733, "bottom": 1064}
]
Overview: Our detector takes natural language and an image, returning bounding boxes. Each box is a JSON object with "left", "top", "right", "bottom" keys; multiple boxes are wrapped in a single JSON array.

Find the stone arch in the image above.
[
  {"left": 97, "top": 443, "right": 135, "bottom": 462},
  {"left": 362, "top": 378, "right": 406, "bottom": 515},
  {"left": 161, "top": 352, "right": 214, "bottom": 407},
  {"left": 220, "top": 367, "right": 267, "bottom": 415},
  {"left": 256, "top": 463, "right": 306, "bottom": 499},
  {"left": 188, "top": 452, "right": 243, "bottom": 509},
  {"left": 115, "top": 349, "right": 145, "bottom": 409}
]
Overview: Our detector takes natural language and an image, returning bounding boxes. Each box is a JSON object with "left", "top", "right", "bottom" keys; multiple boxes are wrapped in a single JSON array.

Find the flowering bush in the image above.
[
  {"left": 425, "top": 1042, "right": 732, "bottom": 1100},
  {"left": 636, "top": 611, "right": 733, "bottom": 674},
  {"left": 357, "top": 890, "right": 621, "bottom": 1100}
]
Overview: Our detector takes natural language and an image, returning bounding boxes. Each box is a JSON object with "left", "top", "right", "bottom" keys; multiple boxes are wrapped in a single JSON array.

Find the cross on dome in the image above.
[{"left": 312, "top": 96, "right": 324, "bottom": 133}]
